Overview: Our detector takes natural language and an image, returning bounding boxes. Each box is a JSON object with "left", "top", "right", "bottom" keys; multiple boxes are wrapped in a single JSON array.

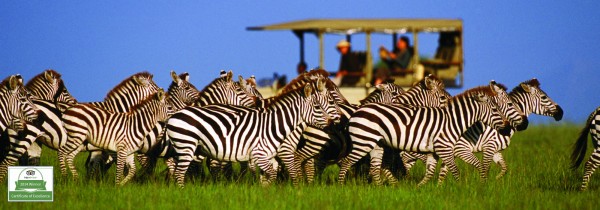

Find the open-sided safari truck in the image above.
[{"left": 248, "top": 18, "right": 463, "bottom": 100}]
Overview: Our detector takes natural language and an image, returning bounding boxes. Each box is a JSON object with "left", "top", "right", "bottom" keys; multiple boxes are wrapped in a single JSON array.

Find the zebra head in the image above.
[
  {"left": 361, "top": 83, "right": 405, "bottom": 105},
  {"left": 489, "top": 80, "right": 528, "bottom": 131},
  {"left": 302, "top": 78, "right": 342, "bottom": 128},
  {"left": 396, "top": 74, "right": 450, "bottom": 107},
  {"left": 237, "top": 75, "right": 263, "bottom": 100},
  {"left": 130, "top": 89, "right": 172, "bottom": 125},
  {"left": 2, "top": 74, "right": 39, "bottom": 125},
  {"left": 168, "top": 70, "right": 200, "bottom": 110},
  {"left": 196, "top": 70, "right": 256, "bottom": 107},
  {"left": 511, "top": 78, "right": 563, "bottom": 121},
  {"left": 462, "top": 86, "right": 512, "bottom": 136},
  {"left": 24, "top": 69, "right": 78, "bottom": 104}
]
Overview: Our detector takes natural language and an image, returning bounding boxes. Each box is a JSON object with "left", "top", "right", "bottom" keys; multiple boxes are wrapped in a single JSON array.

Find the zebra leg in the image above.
[
  {"left": 302, "top": 158, "right": 316, "bottom": 184},
  {"left": 493, "top": 152, "right": 508, "bottom": 179},
  {"left": 62, "top": 143, "right": 86, "bottom": 180},
  {"left": 174, "top": 154, "right": 193, "bottom": 188},
  {"left": 417, "top": 154, "right": 438, "bottom": 187},
  {"left": 278, "top": 145, "right": 300, "bottom": 186},
  {"left": 400, "top": 152, "right": 418, "bottom": 177},
  {"left": 119, "top": 153, "right": 136, "bottom": 186},
  {"left": 480, "top": 147, "right": 497, "bottom": 181},
  {"left": 164, "top": 157, "right": 176, "bottom": 182},
  {"left": 438, "top": 164, "right": 449, "bottom": 184},
  {"left": 368, "top": 145, "right": 385, "bottom": 185},
  {"left": 454, "top": 146, "right": 482, "bottom": 171},
  {"left": 581, "top": 149, "right": 600, "bottom": 191},
  {"left": 252, "top": 152, "right": 277, "bottom": 186}
]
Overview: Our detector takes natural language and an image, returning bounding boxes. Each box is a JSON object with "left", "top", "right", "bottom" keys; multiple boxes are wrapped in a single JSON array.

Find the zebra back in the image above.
[
  {"left": 360, "top": 83, "right": 405, "bottom": 105},
  {"left": 395, "top": 74, "right": 450, "bottom": 108},
  {"left": 196, "top": 70, "right": 256, "bottom": 107},
  {"left": 25, "top": 69, "right": 77, "bottom": 105},
  {"left": 0, "top": 74, "right": 39, "bottom": 132},
  {"left": 91, "top": 71, "right": 160, "bottom": 113},
  {"left": 509, "top": 78, "right": 563, "bottom": 121}
]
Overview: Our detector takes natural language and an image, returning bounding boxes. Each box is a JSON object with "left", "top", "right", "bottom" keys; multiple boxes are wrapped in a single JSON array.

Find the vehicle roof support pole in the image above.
[
  {"left": 318, "top": 30, "right": 324, "bottom": 69},
  {"left": 364, "top": 30, "right": 372, "bottom": 88},
  {"left": 392, "top": 33, "right": 398, "bottom": 51},
  {"left": 412, "top": 31, "right": 419, "bottom": 84}
]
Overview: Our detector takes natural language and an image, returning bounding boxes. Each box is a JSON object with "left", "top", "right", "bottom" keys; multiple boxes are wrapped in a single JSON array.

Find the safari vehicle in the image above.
[{"left": 248, "top": 18, "right": 463, "bottom": 100}]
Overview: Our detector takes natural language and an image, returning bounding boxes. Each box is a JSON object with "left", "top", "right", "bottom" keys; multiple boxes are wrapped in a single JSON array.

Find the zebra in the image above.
[
  {"left": 14, "top": 69, "right": 79, "bottom": 166},
  {"left": 296, "top": 75, "right": 451, "bottom": 184},
  {"left": 402, "top": 79, "right": 561, "bottom": 182},
  {"left": 395, "top": 81, "right": 530, "bottom": 185},
  {"left": 60, "top": 90, "right": 171, "bottom": 185},
  {"left": 166, "top": 77, "right": 340, "bottom": 187},
  {"left": 571, "top": 107, "right": 600, "bottom": 191},
  {"left": 0, "top": 74, "right": 41, "bottom": 182},
  {"left": 136, "top": 71, "right": 258, "bottom": 178},
  {"left": 280, "top": 82, "right": 405, "bottom": 185},
  {"left": 339, "top": 85, "right": 513, "bottom": 186}
]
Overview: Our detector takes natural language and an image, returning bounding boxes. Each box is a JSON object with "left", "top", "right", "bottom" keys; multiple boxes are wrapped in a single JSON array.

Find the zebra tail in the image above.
[{"left": 571, "top": 109, "right": 598, "bottom": 169}]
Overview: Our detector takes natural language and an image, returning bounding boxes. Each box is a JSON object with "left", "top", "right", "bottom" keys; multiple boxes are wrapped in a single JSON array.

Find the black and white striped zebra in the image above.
[
  {"left": 136, "top": 71, "right": 260, "bottom": 179},
  {"left": 166, "top": 77, "right": 340, "bottom": 187},
  {"left": 339, "top": 85, "right": 513, "bottom": 186},
  {"left": 297, "top": 75, "right": 450, "bottom": 184},
  {"left": 13, "top": 70, "right": 79, "bottom": 166},
  {"left": 571, "top": 107, "right": 600, "bottom": 191},
  {"left": 0, "top": 74, "right": 41, "bottom": 182},
  {"left": 402, "top": 79, "right": 560, "bottom": 182},
  {"left": 60, "top": 90, "right": 171, "bottom": 185}
]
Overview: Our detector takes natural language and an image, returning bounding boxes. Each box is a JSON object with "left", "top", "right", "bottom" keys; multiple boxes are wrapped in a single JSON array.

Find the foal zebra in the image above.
[
  {"left": 60, "top": 91, "right": 171, "bottom": 185},
  {"left": 167, "top": 78, "right": 340, "bottom": 187},
  {"left": 402, "top": 79, "right": 561, "bottom": 182},
  {"left": 340, "top": 85, "right": 513, "bottom": 186},
  {"left": 571, "top": 107, "right": 600, "bottom": 191}
]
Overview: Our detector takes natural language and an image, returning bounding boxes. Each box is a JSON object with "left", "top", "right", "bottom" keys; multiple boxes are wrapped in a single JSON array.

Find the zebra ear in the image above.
[
  {"left": 156, "top": 89, "right": 166, "bottom": 100},
  {"left": 423, "top": 75, "right": 434, "bottom": 90},
  {"left": 181, "top": 72, "right": 190, "bottom": 82},
  {"left": 44, "top": 70, "right": 56, "bottom": 84},
  {"left": 238, "top": 75, "right": 247, "bottom": 89},
  {"left": 170, "top": 70, "right": 182, "bottom": 85},
  {"left": 489, "top": 80, "right": 501, "bottom": 95},
  {"left": 303, "top": 84, "right": 314, "bottom": 97},
  {"left": 316, "top": 78, "right": 327, "bottom": 93},
  {"left": 226, "top": 71, "right": 233, "bottom": 82},
  {"left": 8, "top": 75, "right": 21, "bottom": 91},
  {"left": 520, "top": 83, "right": 532, "bottom": 93},
  {"left": 375, "top": 84, "right": 385, "bottom": 90}
]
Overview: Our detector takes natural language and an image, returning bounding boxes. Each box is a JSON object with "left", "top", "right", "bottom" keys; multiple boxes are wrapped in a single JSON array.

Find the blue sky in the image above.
[{"left": 1, "top": 1, "right": 599, "bottom": 123}]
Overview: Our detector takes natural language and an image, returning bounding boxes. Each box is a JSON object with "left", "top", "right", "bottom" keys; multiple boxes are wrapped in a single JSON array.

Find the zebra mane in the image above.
[
  {"left": 105, "top": 71, "right": 153, "bottom": 100},
  {"left": 199, "top": 76, "right": 230, "bottom": 94},
  {"left": 261, "top": 83, "right": 310, "bottom": 107},
  {"left": 279, "top": 69, "right": 329, "bottom": 94},
  {"left": 127, "top": 92, "right": 166, "bottom": 114},
  {"left": 168, "top": 72, "right": 198, "bottom": 93},
  {"left": 25, "top": 69, "right": 61, "bottom": 90},
  {"left": 453, "top": 86, "right": 496, "bottom": 100},
  {"left": 509, "top": 78, "right": 541, "bottom": 95},
  {"left": 360, "top": 88, "right": 383, "bottom": 105},
  {"left": 493, "top": 82, "right": 508, "bottom": 91}
]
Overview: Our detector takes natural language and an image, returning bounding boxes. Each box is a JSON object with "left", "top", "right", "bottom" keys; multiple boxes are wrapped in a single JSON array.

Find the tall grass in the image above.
[{"left": 3, "top": 123, "right": 599, "bottom": 209}]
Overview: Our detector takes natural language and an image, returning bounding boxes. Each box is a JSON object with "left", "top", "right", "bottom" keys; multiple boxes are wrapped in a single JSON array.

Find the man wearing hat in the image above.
[{"left": 335, "top": 39, "right": 362, "bottom": 86}]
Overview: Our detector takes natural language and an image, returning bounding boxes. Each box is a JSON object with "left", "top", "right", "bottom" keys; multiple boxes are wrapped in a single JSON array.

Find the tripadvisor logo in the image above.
[{"left": 8, "top": 166, "right": 53, "bottom": 202}]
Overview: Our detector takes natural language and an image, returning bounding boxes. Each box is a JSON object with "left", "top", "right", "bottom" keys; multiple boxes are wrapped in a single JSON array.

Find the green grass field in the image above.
[{"left": 3, "top": 123, "right": 599, "bottom": 209}]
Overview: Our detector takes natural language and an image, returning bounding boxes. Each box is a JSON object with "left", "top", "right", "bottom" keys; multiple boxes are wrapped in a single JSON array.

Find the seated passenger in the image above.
[{"left": 333, "top": 40, "right": 363, "bottom": 87}]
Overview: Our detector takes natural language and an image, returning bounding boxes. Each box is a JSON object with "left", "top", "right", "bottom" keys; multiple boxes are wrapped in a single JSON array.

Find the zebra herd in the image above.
[{"left": 0, "top": 68, "right": 576, "bottom": 189}]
